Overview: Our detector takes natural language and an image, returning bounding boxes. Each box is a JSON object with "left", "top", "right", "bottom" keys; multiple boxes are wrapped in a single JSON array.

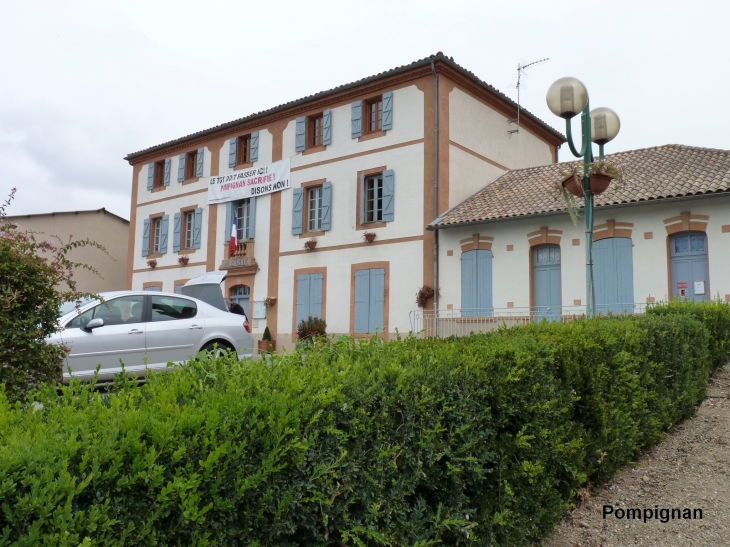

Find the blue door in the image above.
[
  {"left": 354, "top": 268, "right": 385, "bottom": 333},
  {"left": 230, "top": 285, "right": 250, "bottom": 315},
  {"left": 296, "top": 273, "right": 323, "bottom": 327},
  {"left": 594, "top": 237, "right": 635, "bottom": 314},
  {"left": 533, "top": 245, "right": 561, "bottom": 322},
  {"left": 670, "top": 232, "right": 709, "bottom": 301},
  {"left": 460, "top": 250, "right": 493, "bottom": 317}
]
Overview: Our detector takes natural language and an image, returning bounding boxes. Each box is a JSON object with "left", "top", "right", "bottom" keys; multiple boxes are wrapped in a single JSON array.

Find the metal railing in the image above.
[{"left": 409, "top": 303, "right": 649, "bottom": 338}]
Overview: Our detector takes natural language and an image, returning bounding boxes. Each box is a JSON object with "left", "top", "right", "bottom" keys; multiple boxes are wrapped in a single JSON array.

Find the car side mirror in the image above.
[{"left": 82, "top": 318, "right": 104, "bottom": 332}]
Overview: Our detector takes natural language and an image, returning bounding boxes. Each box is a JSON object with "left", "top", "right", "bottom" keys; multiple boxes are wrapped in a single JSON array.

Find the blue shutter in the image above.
[
  {"left": 196, "top": 147, "right": 204, "bottom": 177},
  {"left": 224, "top": 201, "right": 234, "bottom": 243},
  {"left": 370, "top": 268, "right": 385, "bottom": 333},
  {"left": 309, "top": 273, "right": 323, "bottom": 319},
  {"left": 147, "top": 164, "right": 154, "bottom": 191},
  {"left": 172, "top": 212, "right": 182, "bottom": 253},
  {"left": 461, "top": 251, "right": 477, "bottom": 317},
  {"left": 322, "top": 109, "right": 332, "bottom": 146},
  {"left": 296, "top": 275, "right": 311, "bottom": 328},
  {"left": 359, "top": 174, "right": 365, "bottom": 225},
  {"left": 321, "top": 181, "right": 332, "bottom": 231},
  {"left": 295, "top": 117, "right": 306, "bottom": 153},
  {"left": 382, "top": 91, "right": 393, "bottom": 131},
  {"left": 193, "top": 208, "right": 203, "bottom": 249},
  {"left": 382, "top": 169, "right": 395, "bottom": 222},
  {"left": 177, "top": 154, "right": 186, "bottom": 182},
  {"left": 247, "top": 197, "right": 256, "bottom": 240},
  {"left": 164, "top": 158, "right": 171, "bottom": 186},
  {"left": 292, "top": 188, "right": 303, "bottom": 235},
  {"left": 354, "top": 270, "right": 370, "bottom": 333},
  {"left": 476, "top": 250, "right": 493, "bottom": 315},
  {"left": 159, "top": 215, "right": 169, "bottom": 255},
  {"left": 593, "top": 239, "right": 613, "bottom": 314},
  {"left": 228, "top": 138, "right": 237, "bottom": 168},
  {"left": 351, "top": 101, "right": 362, "bottom": 138},
  {"left": 142, "top": 218, "right": 150, "bottom": 256},
  {"left": 615, "top": 238, "right": 635, "bottom": 313},
  {"left": 250, "top": 131, "right": 259, "bottom": 162}
]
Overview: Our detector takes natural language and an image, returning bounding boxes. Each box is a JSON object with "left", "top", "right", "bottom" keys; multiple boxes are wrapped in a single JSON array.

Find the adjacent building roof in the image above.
[
  {"left": 6, "top": 207, "right": 129, "bottom": 224},
  {"left": 430, "top": 144, "right": 730, "bottom": 229},
  {"left": 125, "top": 52, "right": 564, "bottom": 162}
]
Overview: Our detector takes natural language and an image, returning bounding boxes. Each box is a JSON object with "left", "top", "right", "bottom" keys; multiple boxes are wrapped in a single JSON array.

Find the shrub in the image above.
[
  {"left": 0, "top": 305, "right": 723, "bottom": 546},
  {"left": 0, "top": 189, "right": 106, "bottom": 403},
  {"left": 262, "top": 326, "right": 272, "bottom": 341},
  {"left": 296, "top": 315, "right": 326, "bottom": 340}
]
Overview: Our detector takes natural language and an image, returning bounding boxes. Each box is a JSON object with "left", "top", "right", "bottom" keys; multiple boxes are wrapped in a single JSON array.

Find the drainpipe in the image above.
[{"left": 430, "top": 59, "right": 439, "bottom": 332}]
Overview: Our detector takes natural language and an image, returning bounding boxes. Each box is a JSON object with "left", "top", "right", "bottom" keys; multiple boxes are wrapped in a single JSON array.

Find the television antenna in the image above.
[{"left": 508, "top": 57, "right": 550, "bottom": 134}]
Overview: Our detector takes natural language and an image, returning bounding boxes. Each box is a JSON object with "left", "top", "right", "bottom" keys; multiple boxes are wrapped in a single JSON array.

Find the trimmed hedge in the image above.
[{"left": 0, "top": 302, "right": 728, "bottom": 546}]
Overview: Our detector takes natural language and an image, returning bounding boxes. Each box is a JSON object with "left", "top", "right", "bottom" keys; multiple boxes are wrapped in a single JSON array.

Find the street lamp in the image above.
[{"left": 546, "top": 77, "right": 620, "bottom": 317}]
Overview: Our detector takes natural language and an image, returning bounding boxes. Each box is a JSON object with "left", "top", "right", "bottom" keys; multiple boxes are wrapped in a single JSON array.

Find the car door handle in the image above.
[
  {"left": 189, "top": 325, "right": 203, "bottom": 330},
  {"left": 128, "top": 329, "right": 144, "bottom": 334}
]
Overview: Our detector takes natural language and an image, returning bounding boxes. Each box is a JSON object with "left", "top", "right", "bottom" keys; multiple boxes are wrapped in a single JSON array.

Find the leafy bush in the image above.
[
  {"left": 0, "top": 189, "right": 106, "bottom": 403},
  {"left": 296, "top": 315, "right": 326, "bottom": 339},
  {"left": 262, "top": 325, "right": 272, "bottom": 341},
  {"left": 0, "top": 304, "right": 725, "bottom": 546}
]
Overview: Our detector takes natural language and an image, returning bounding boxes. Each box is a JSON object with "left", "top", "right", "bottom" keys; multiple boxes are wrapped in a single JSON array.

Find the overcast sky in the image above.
[{"left": 2, "top": 0, "right": 728, "bottom": 220}]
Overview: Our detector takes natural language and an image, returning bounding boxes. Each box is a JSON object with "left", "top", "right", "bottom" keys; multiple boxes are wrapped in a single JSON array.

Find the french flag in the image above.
[{"left": 229, "top": 218, "right": 237, "bottom": 255}]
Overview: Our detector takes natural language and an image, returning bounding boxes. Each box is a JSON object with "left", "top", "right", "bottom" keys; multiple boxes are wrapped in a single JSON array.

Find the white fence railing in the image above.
[{"left": 409, "top": 304, "right": 649, "bottom": 338}]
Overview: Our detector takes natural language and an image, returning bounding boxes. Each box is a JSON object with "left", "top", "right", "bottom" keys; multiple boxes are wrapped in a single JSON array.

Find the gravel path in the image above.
[{"left": 543, "top": 364, "right": 730, "bottom": 547}]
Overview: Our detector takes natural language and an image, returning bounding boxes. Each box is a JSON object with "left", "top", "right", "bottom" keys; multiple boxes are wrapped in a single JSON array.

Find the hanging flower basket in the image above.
[
  {"left": 589, "top": 173, "right": 611, "bottom": 194},
  {"left": 263, "top": 296, "right": 277, "bottom": 307},
  {"left": 416, "top": 285, "right": 435, "bottom": 307},
  {"left": 178, "top": 256, "right": 189, "bottom": 266},
  {"left": 561, "top": 174, "right": 584, "bottom": 197},
  {"left": 363, "top": 231, "right": 376, "bottom": 243},
  {"left": 560, "top": 173, "right": 612, "bottom": 198},
  {"left": 304, "top": 238, "right": 317, "bottom": 251},
  {"left": 147, "top": 259, "right": 157, "bottom": 269}
]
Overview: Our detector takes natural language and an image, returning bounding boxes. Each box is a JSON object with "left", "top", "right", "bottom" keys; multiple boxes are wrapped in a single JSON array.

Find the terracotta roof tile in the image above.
[{"left": 432, "top": 145, "right": 730, "bottom": 228}]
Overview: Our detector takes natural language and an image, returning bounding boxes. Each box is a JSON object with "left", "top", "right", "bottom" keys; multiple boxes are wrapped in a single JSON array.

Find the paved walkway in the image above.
[{"left": 544, "top": 365, "right": 730, "bottom": 547}]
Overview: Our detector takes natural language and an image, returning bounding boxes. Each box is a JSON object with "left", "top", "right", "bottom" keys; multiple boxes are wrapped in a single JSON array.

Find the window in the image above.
[
  {"left": 184, "top": 211, "right": 195, "bottom": 249},
  {"left": 353, "top": 268, "right": 385, "bottom": 334},
  {"left": 296, "top": 273, "right": 323, "bottom": 327},
  {"left": 152, "top": 218, "right": 162, "bottom": 254},
  {"left": 186, "top": 150, "right": 198, "bottom": 180},
  {"left": 66, "top": 295, "right": 145, "bottom": 329},
  {"left": 237, "top": 134, "right": 251, "bottom": 165},
  {"left": 364, "top": 175, "right": 384, "bottom": 223},
  {"left": 308, "top": 186, "right": 323, "bottom": 231},
  {"left": 236, "top": 198, "right": 252, "bottom": 241},
  {"left": 365, "top": 96, "right": 383, "bottom": 133},
  {"left": 309, "top": 114, "right": 323, "bottom": 147},
  {"left": 461, "top": 250, "right": 493, "bottom": 317},
  {"left": 150, "top": 295, "right": 197, "bottom": 322},
  {"left": 153, "top": 161, "right": 165, "bottom": 188}
]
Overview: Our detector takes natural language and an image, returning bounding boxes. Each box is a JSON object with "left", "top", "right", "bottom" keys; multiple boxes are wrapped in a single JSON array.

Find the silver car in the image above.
[{"left": 52, "top": 273, "right": 253, "bottom": 383}]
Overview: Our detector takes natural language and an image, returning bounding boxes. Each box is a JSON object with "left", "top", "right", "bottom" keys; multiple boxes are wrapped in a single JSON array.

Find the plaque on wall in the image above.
[{"left": 252, "top": 300, "right": 266, "bottom": 319}]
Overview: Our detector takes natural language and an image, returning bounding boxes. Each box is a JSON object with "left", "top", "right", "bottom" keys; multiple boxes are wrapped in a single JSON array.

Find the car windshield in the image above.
[{"left": 59, "top": 297, "right": 96, "bottom": 316}]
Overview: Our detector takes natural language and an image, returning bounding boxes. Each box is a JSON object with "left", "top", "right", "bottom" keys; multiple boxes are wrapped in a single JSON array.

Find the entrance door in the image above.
[
  {"left": 461, "top": 250, "right": 493, "bottom": 317},
  {"left": 594, "top": 237, "right": 635, "bottom": 314},
  {"left": 230, "top": 285, "right": 250, "bottom": 316},
  {"left": 670, "top": 232, "right": 709, "bottom": 301},
  {"left": 533, "top": 245, "right": 561, "bottom": 322}
]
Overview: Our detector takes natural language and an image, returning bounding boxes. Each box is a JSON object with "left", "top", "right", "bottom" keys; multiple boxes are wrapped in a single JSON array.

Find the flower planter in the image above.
[
  {"left": 258, "top": 340, "right": 276, "bottom": 354},
  {"left": 264, "top": 297, "right": 277, "bottom": 307},
  {"left": 147, "top": 259, "right": 157, "bottom": 269},
  {"left": 304, "top": 239, "right": 317, "bottom": 251},
  {"left": 178, "top": 256, "right": 189, "bottom": 266},
  {"left": 561, "top": 173, "right": 612, "bottom": 197},
  {"left": 363, "top": 232, "right": 376, "bottom": 243}
]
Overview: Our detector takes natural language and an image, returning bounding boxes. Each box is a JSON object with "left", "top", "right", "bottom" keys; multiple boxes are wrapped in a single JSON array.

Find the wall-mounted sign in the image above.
[
  {"left": 208, "top": 158, "right": 291, "bottom": 204},
  {"left": 694, "top": 281, "right": 706, "bottom": 295},
  {"left": 676, "top": 281, "right": 688, "bottom": 290},
  {"left": 252, "top": 301, "right": 266, "bottom": 320}
]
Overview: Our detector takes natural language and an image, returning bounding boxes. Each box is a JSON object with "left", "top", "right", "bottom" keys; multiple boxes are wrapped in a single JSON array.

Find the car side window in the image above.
[
  {"left": 66, "top": 295, "right": 145, "bottom": 329},
  {"left": 150, "top": 295, "right": 197, "bottom": 322}
]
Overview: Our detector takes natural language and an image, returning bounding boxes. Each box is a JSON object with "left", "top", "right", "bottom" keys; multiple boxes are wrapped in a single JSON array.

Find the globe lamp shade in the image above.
[
  {"left": 546, "top": 77, "right": 589, "bottom": 119},
  {"left": 590, "top": 107, "right": 621, "bottom": 145}
]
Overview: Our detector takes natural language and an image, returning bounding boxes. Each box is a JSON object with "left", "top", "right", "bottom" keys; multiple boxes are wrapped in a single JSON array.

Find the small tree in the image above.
[
  {"left": 262, "top": 326, "right": 272, "bottom": 341},
  {"left": 0, "top": 189, "right": 107, "bottom": 402}
]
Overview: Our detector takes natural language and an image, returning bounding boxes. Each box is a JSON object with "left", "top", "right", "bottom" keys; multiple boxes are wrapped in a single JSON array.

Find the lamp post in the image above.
[{"left": 546, "top": 77, "right": 620, "bottom": 317}]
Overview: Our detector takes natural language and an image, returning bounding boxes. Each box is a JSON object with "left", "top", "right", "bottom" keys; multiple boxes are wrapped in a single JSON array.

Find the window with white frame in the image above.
[
  {"left": 184, "top": 211, "right": 194, "bottom": 249},
  {"left": 153, "top": 218, "right": 162, "bottom": 253},
  {"left": 308, "top": 186, "right": 323, "bottom": 231},
  {"left": 364, "top": 175, "right": 384, "bottom": 223},
  {"left": 236, "top": 198, "right": 252, "bottom": 241}
]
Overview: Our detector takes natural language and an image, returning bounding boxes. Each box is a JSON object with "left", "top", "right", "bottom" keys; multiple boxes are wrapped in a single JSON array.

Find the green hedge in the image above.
[{"left": 0, "top": 302, "right": 727, "bottom": 546}]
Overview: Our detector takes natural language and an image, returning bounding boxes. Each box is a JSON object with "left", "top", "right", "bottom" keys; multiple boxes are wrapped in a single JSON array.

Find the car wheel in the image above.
[{"left": 200, "top": 341, "right": 235, "bottom": 359}]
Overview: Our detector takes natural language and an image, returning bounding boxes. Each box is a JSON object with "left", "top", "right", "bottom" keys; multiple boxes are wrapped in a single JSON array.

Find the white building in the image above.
[
  {"left": 124, "top": 53, "right": 564, "bottom": 350},
  {"left": 426, "top": 144, "right": 730, "bottom": 334}
]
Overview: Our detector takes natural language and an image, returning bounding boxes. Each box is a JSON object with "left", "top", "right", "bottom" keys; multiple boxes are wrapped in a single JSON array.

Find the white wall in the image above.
[
  {"left": 448, "top": 145, "right": 506, "bottom": 208},
  {"left": 437, "top": 196, "right": 730, "bottom": 311}
]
